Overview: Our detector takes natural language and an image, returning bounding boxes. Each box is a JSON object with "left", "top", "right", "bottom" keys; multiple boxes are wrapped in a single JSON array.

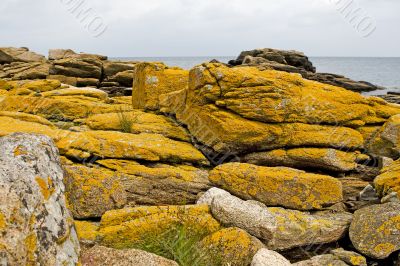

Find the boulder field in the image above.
[{"left": 0, "top": 55, "right": 400, "bottom": 265}]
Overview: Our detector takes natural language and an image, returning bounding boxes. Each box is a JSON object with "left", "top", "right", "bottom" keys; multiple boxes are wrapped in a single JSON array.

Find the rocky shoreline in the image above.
[{"left": 0, "top": 47, "right": 399, "bottom": 265}]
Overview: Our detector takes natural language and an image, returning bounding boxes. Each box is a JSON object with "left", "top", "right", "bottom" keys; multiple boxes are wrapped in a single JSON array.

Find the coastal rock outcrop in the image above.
[
  {"left": 160, "top": 63, "right": 399, "bottom": 173},
  {"left": 0, "top": 47, "right": 46, "bottom": 63},
  {"left": 0, "top": 133, "right": 79, "bottom": 265},
  {"left": 229, "top": 48, "right": 383, "bottom": 92}
]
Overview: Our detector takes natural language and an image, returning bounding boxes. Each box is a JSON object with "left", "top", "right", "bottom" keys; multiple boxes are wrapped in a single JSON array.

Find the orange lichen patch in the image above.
[
  {"left": 13, "top": 145, "right": 28, "bottom": 157},
  {"left": 74, "top": 221, "right": 99, "bottom": 242},
  {"left": 377, "top": 216, "right": 400, "bottom": 236},
  {"left": 35, "top": 176, "right": 55, "bottom": 200},
  {"left": 200, "top": 227, "right": 264, "bottom": 266},
  {"left": 373, "top": 243, "right": 397, "bottom": 255},
  {"left": 24, "top": 233, "right": 37, "bottom": 264},
  {"left": 209, "top": 163, "right": 343, "bottom": 210},
  {"left": 99, "top": 205, "right": 220, "bottom": 249},
  {"left": 349, "top": 256, "right": 367, "bottom": 266},
  {"left": 0, "top": 212, "right": 6, "bottom": 231}
]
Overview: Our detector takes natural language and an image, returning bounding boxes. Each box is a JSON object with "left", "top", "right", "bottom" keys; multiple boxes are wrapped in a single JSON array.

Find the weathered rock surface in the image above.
[
  {"left": 160, "top": 63, "right": 399, "bottom": 169},
  {"left": 374, "top": 159, "right": 400, "bottom": 199},
  {"left": 200, "top": 227, "right": 264, "bottom": 266},
  {"left": 98, "top": 205, "right": 220, "bottom": 249},
  {"left": 349, "top": 202, "right": 400, "bottom": 259},
  {"left": 132, "top": 62, "right": 188, "bottom": 110},
  {"left": 251, "top": 248, "right": 292, "bottom": 266},
  {"left": 243, "top": 148, "right": 366, "bottom": 172},
  {"left": 50, "top": 57, "right": 103, "bottom": 79},
  {"left": 367, "top": 114, "right": 400, "bottom": 159},
  {"left": 81, "top": 245, "right": 178, "bottom": 266},
  {"left": 330, "top": 248, "right": 367, "bottom": 266},
  {"left": 64, "top": 161, "right": 210, "bottom": 218},
  {"left": 293, "top": 254, "right": 348, "bottom": 266},
  {"left": 229, "top": 48, "right": 383, "bottom": 92},
  {"left": 198, "top": 188, "right": 352, "bottom": 250},
  {"left": 0, "top": 47, "right": 46, "bottom": 63},
  {"left": 49, "top": 49, "right": 108, "bottom": 61},
  {"left": 0, "top": 61, "right": 50, "bottom": 80},
  {"left": 0, "top": 133, "right": 79, "bottom": 265},
  {"left": 209, "top": 163, "right": 343, "bottom": 210}
]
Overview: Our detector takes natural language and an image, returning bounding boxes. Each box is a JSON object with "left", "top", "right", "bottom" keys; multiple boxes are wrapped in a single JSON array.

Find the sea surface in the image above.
[{"left": 112, "top": 56, "right": 400, "bottom": 95}]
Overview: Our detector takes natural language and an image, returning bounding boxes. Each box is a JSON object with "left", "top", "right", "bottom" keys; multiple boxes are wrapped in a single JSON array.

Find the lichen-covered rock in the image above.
[
  {"left": 64, "top": 161, "right": 210, "bottom": 218},
  {"left": 209, "top": 163, "right": 343, "bottom": 210},
  {"left": 81, "top": 245, "right": 178, "bottom": 266},
  {"left": 200, "top": 227, "right": 264, "bottom": 266},
  {"left": 85, "top": 111, "right": 190, "bottom": 141},
  {"left": 293, "top": 254, "right": 348, "bottom": 266},
  {"left": 48, "top": 49, "right": 107, "bottom": 61},
  {"left": 186, "top": 63, "right": 399, "bottom": 126},
  {"left": 367, "top": 114, "right": 400, "bottom": 159},
  {"left": 243, "top": 148, "right": 365, "bottom": 172},
  {"left": 349, "top": 202, "right": 400, "bottom": 259},
  {"left": 159, "top": 63, "right": 399, "bottom": 158},
  {"left": 64, "top": 164, "right": 127, "bottom": 219},
  {"left": 0, "top": 84, "right": 132, "bottom": 121},
  {"left": 98, "top": 205, "right": 220, "bottom": 249},
  {"left": 74, "top": 221, "right": 100, "bottom": 246},
  {"left": 0, "top": 133, "right": 79, "bottom": 265},
  {"left": 132, "top": 62, "right": 188, "bottom": 111},
  {"left": 174, "top": 104, "right": 364, "bottom": 154},
  {"left": 251, "top": 248, "right": 292, "bottom": 266},
  {"left": 330, "top": 248, "right": 367, "bottom": 266},
  {"left": 198, "top": 188, "right": 352, "bottom": 250},
  {"left": 374, "top": 159, "right": 400, "bottom": 199}
]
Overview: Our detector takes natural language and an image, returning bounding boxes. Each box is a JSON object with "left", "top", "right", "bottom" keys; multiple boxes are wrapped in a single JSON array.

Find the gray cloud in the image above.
[{"left": 0, "top": 0, "right": 399, "bottom": 57}]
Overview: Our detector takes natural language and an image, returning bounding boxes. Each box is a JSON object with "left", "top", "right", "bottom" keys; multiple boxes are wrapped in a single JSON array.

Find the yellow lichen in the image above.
[
  {"left": 209, "top": 163, "right": 343, "bottom": 210},
  {"left": 74, "top": 221, "right": 99, "bottom": 242},
  {"left": 35, "top": 176, "right": 55, "bottom": 200},
  {"left": 374, "top": 243, "right": 396, "bottom": 255},
  {"left": 0, "top": 212, "right": 6, "bottom": 231},
  {"left": 99, "top": 205, "right": 220, "bottom": 249},
  {"left": 24, "top": 233, "right": 37, "bottom": 264},
  {"left": 13, "top": 145, "right": 28, "bottom": 157}
]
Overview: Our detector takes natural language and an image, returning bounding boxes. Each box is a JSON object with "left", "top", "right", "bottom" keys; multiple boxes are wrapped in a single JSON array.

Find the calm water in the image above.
[{"left": 113, "top": 56, "right": 400, "bottom": 94}]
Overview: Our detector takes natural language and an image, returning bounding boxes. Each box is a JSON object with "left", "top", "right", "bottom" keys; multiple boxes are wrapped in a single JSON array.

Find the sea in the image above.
[{"left": 112, "top": 56, "right": 400, "bottom": 95}]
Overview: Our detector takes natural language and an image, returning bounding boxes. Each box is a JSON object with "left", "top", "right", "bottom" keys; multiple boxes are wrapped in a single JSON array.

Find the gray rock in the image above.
[
  {"left": 293, "top": 254, "right": 347, "bottom": 266},
  {"left": 350, "top": 202, "right": 400, "bottom": 259},
  {"left": 251, "top": 248, "right": 291, "bottom": 266},
  {"left": 81, "top": 245, "right": 178, "bottom": 266},
  {"left": 359, "top": 185, "right": 379, "bottom": 201},
  {"left": 0, "top": 133, "right": 80, "bottom": 265},
  {"left": 381, "top": 192, "right": 400, "bottom": 203},
  {"left": 201, "top": 188, "right": 352, "bottom": 250}
]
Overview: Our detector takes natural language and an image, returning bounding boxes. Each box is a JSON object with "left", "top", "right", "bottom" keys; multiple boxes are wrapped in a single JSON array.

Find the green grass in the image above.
[
  {"left": 135, "top": 223, "right": 220, "bottom": 266},
  {"left": 117, "top": 109, "right": 134, "bottom": 133}
]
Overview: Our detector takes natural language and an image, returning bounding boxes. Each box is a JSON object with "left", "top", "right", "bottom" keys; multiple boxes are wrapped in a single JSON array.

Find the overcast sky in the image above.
[{"left": 0, "top": 0, "right": 399, "bottom": 57}]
